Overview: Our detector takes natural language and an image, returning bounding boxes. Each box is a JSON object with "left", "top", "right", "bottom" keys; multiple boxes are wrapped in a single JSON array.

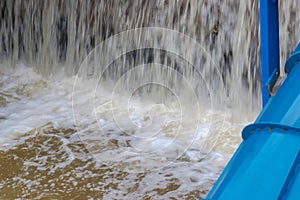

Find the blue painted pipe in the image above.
[
  {"left": 260, "top": 0, "right": 280, "bottom": 107},
  {"left": 205, "top": 45, "right": 300, "bottom": 199}
]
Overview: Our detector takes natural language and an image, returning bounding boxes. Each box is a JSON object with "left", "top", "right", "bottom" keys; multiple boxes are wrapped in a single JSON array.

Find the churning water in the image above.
[{"left": 0, "top": 0, "right": 299, "bottom": 199}]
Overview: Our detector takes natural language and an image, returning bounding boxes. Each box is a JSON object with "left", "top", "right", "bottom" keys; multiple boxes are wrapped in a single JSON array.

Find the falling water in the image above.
[{"left": 0, "top": 0, "right": 299, "bottom": 199}]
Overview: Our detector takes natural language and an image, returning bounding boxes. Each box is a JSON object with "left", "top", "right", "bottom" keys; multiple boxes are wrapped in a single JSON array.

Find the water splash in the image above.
[
  {"left": 1, "top": 0, "right": 300, "bottom": 198},
  {"left": 0, "top": 0, "right": 264, "bottom": 117}
]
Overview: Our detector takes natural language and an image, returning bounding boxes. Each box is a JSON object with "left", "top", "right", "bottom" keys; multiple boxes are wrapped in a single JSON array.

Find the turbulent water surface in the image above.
[{"left": 0, "top": 0, "right": 299, "bottom": 199}]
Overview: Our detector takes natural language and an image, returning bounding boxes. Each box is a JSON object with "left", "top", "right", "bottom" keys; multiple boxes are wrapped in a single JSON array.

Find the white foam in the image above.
[
  {"left": 0, "top": 63, "right": 255, "bottom": 198},
  {"left": 0, "top": 65, "right": 75, "bottom": 146},
  {"left": 1, "top": 63, "right": 251, "bottom": 159}
]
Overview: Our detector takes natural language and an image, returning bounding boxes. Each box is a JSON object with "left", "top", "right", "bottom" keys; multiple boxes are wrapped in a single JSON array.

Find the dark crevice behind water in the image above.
[
  {"left": 0, "top": 0, "right": 264, "bottom": 118},
  {"left": 1, "top": 0, "right": 299, "bottom": 85}
]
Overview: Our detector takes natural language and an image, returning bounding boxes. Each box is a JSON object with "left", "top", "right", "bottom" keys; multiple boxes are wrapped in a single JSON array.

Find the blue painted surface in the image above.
[
  {"left": 285, "top": 43, "right": 300, "bottom": 73},
  {"left": 205, "top": 47, "right": 300, "bottom": 199},
  {"left": 260, "top": 0, "right": 280, "bottom": 107}
]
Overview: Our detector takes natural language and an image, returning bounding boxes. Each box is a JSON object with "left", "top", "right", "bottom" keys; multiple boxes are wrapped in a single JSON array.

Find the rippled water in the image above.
[
  {"left": 0, "top": 65, "right": 248, "bottom": 199},
  {"left": 0, "top": 0, "right": 299, "bottom": 199}
]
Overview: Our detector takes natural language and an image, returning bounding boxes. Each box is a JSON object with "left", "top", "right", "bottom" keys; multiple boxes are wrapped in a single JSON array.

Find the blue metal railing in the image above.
[
  {"left": 205, "top": 44, "right": 300, "bottom": 200},
  {"left": 260, "top": 0, "right": 280, "bottom": 107},
  {"left": 205, "top": 0, "right": 300, "bottom": 199}
]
